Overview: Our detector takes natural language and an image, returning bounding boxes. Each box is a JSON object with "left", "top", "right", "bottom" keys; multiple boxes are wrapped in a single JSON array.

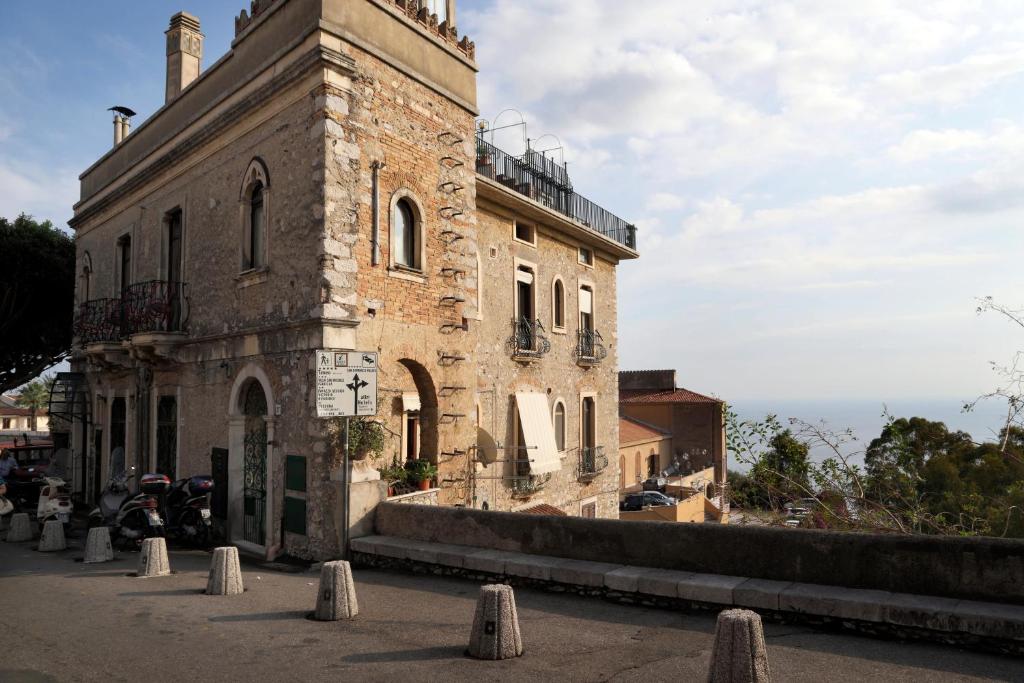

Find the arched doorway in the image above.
[
  {"left": 241, "top": 380, "right": 268, "bottom": 546},
  {"left": 227, "top": 365, "right": 275, "bottom": 554},
  {"left": 397, "top": 358, "right": 438, "bottom": 463}
]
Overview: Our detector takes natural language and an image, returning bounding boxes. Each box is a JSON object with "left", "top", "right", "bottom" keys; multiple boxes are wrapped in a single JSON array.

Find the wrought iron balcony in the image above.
[
  {"left": 475, "top": 137, "right": 637, "bottom": 250},
  {"left": 573, "top": 329, "right": 607, "bottom": 366},
  {"left": 511, "top": 472, "right": 552, "bottom": 498},
  {"left": 73, "top": 298, "right": 124, "bottom": 345},
  {"left": 578, "top": 446, "right": 608, "bottom": 482},
  {"left": 123, "top": 280, "right": 190, "bottom": 336},
  {"left": 507, "top": 317, "right": 551, "bottom": 361}
]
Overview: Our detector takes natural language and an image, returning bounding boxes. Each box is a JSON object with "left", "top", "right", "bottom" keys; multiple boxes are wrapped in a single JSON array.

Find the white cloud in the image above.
[{"left": 0, "top": 159, "right": 77, "bottom": 225}]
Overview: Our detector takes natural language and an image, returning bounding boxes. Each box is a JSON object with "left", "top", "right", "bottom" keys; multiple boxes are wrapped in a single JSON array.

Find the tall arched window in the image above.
[
  {"left": 240, "top": 158, "right": 270, "bottom": 273},
  {"left": 247, "top": 183, "right": 265, "bottom": 269},
  {"left": 393, "top": 198, "right": 419, "bottom": 270},
  {"left": 552, "top": 278, "right": 565, "bottom": 329},
  {"left": 553, "top": 400, "right": 566, "bottom": 452}
]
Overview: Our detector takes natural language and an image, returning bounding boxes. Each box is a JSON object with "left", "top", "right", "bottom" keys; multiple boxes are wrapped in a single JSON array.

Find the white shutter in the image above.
[
  {"left": 515, "top": 392, "right": 561, "bottom": 475},
  {"left": 579, "top": 287, "right": 593, "bottom": 314}
]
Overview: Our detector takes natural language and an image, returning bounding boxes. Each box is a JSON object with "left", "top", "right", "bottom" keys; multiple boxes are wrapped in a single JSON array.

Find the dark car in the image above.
[
  {"left": 3, "top": 443, "right": 54, "bottom": 509},
  {"left": 620, "top": 491, "right": 678, "bottom": 511}
]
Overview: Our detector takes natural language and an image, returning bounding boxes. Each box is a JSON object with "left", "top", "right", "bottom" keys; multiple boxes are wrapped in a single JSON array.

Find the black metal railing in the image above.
[
  {"left": 507, "top": 317, "right": 551, "bottom": 359},
  {"left": 123, "top": 280, "right": 190, "bottom": 335},
  {"left": 511, "top": 472, "right": 552, "bottom": 497},
  {"left": 73, "top": 298, "right": 124, "bottom": 345},
  {"left": 573, "top": 328, "right": 607, "bottom": 365},
  {"left": 475, "top": 137, "right": 637, "bottom": 249},
  {"left": 578, "top": 446, "right": 608, "bottom": 481}
]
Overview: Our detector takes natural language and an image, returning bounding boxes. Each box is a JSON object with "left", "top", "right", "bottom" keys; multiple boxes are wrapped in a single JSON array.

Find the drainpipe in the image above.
[{"left": 371, "top": 161, "right": 384, "bottom": 266}]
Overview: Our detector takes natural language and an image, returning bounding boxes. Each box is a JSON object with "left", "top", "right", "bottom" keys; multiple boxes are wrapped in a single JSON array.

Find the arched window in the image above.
[
  {"left": 240, "top": 158, "right": 270, "bottom": 272},
  {"left": 647, "top": 453, "right": 658, "bottom": 478},
  {"left": 552, "top": 278, "right": 565, "bottom": 329},
  {"left": 619, "top": 455, "right": 626, "bottom": 489},
  {"left": 553, "top": 400, "right": 566, "bottom": 452},
  {"left": 393, "top": 198, "right": 419, "bottom": 270},
  {"left": 247, "top": 183, "right": 265, "bottom": 269}
]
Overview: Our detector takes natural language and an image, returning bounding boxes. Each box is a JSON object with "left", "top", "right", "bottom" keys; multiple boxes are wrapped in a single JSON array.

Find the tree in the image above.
[
  {"left": 16, "top": 374, "right": 54, "bottom": 431},
  {"left": 752, "top": 430, "right": 811, "bottom": 505},
  {"left": 0, "top": 214, "right": 75, "bottom": 393}
]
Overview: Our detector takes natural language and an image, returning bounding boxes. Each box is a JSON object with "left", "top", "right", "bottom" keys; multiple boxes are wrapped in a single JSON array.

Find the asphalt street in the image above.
[{"left": 1, "top": 535, "right": 1021, "bottom": 682}]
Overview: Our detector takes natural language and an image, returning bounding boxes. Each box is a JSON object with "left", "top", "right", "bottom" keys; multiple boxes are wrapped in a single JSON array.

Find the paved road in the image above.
[{"left": 1, "top": 537, "right": 1021, "bottom": 682}]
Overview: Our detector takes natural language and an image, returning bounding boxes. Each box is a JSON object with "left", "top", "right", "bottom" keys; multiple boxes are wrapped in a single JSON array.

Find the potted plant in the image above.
[
  {"left": 407, "top": 459, "right": 438, "bottom": 491},
  {"left": 331, "top": 417, "right": 385, "bottom": 462},
  {"left": 379, "top": 456, "right": 408, "bottom": 497}
]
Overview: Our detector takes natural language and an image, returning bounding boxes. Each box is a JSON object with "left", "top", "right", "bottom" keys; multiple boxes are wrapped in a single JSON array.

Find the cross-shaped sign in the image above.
[{"left": 347, "top": 374, "right": 369, "bottom": 415}]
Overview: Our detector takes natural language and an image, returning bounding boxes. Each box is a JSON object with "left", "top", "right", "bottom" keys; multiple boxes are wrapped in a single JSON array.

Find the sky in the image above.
[{"left": 1, "top": 1, "right": 1023, "bottom": 408}]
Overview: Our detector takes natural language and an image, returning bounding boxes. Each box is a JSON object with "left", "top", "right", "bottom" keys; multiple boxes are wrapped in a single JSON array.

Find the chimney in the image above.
[
  {"left": 165, "top": 12, "right": 203, "bottom": 103},
  {"left": 113, "top": 112, "right": 123, "bottom": 146}
]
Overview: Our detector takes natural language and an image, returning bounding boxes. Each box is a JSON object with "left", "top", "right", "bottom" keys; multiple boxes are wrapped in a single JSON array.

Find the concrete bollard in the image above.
[
  {"left": 206, "top": 546, "right": 244, "bottom": 595},
  {"left": 314, "top": 560, "right": 358, "bottom": 620},
  {"left": 84, "top": 526, "right": 115, "bottom": 563},
  {"left": 467, "top": 584, "right": 523, "bottom": 660},
  {"left": 137, "top": 537, "right": 171, "bottom": 577},
  {"left": 707, "top": 609, "right": 772, "bottom": 683},
  {"left": 38, "top": 519, "right": 67, "bottom": 552},
  {"left": 6, "top": 513, "right": 32, "bottom": 542}
]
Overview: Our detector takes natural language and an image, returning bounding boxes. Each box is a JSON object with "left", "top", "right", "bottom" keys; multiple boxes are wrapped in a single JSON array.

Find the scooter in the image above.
[
  {"left": 164, "top": 476, "right": 214, "bottom": 547},
  {"left": 36, "top": 476, "right": 74, "bottom": 533},
  {"left": 88, "top": 449, "right": 169, "bottom": 548}
]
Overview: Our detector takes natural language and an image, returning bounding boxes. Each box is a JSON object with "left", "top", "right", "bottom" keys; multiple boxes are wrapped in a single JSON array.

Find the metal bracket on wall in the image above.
[
  {"left": 439, "top": 295, "right": 466, "bottom": 307},
  {"left": 440, "top": 267, "right": 466, "bottom": 278},
  {"left": 437, "top": 132, "right": 464, "bottom": 146},
  {"left": 439, "top": 156, "right": 465, "bottom": 168}
]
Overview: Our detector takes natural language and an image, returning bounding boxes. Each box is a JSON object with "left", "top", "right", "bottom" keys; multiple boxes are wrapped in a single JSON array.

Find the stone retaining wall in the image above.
[{"left": 374, "top": 503, "right": 1024, "bottom": 605}]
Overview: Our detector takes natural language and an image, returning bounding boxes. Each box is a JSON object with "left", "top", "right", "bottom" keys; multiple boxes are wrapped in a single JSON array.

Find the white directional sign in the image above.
[{"left": 316, "top": 350, "right": 378, "bottom": 418}]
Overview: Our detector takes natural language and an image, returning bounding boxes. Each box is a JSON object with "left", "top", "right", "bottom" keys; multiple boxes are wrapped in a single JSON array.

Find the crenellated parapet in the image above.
[
  {"left": 234, "top": 0, "right": 283, "bottom": 37},
  {"left": 383, "top": 0, "right": 475, "bottom": 61}
]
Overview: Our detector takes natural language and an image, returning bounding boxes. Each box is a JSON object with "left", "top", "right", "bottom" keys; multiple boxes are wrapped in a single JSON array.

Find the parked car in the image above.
[
  {"left": 620, "top": 491, "right": 678, "bottom": 511},
  {"left": 3, "top": 443, "right": 55, "bottom": 511}
]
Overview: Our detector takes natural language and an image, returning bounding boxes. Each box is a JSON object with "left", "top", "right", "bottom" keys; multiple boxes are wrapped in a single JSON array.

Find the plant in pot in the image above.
[
  {"left": 407, "top": 459, "right": 438, "bottom": 491},
  {"left": 379, "top": 456, "right": 408, "bottom": 497},
  {"left": 330, "top": 417, "right": 385, "bottom": 461}
]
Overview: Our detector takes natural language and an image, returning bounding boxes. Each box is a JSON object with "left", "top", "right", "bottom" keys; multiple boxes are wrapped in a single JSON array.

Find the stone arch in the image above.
[
  {"left": 228, "top": 363, "right": 275, "bottom": 417},
  {"left": 239, "top": 157, "right": 270, "bottom": 200},
  {"left": 397, "top": 357, "right": 439, "bottom": 463},
  {"left": 388, "top": 188, "right": 427, "bottom": 271}
]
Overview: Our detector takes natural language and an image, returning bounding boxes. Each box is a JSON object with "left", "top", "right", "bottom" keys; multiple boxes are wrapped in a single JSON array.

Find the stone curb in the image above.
[{"left": 350, "top": 534, "right": 1024, "bottom": 644}]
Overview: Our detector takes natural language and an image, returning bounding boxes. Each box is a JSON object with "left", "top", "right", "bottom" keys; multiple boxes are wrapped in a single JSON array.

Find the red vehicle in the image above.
[{"left": 1, "top": 442, "right": 54, "bottom": 511}]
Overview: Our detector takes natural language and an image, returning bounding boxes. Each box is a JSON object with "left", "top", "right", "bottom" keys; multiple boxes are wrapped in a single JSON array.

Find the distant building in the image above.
[
  {"left": 618, "top": 370, "right": 728, "bottom": 510},
  {"left": 0, "top": 394, "right": 49, "bottom": 435}
]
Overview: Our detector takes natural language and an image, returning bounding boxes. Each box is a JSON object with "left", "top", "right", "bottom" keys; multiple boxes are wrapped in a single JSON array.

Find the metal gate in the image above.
[{"left": 242, "top": 425, "right": 266, "bottom": 545}]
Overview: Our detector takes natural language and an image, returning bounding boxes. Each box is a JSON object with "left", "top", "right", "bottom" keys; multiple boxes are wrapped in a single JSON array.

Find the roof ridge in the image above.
[{"left": 620, "top": 415, "right": 671, "bottom": 435}]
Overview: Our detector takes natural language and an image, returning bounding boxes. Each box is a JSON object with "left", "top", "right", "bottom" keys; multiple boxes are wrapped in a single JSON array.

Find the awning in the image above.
[
  {"left": 514, "top": 392, "right": 561, "bottom": 475},
  {"left": 402, "top": 392, "right": 421, "bottom": 412}
]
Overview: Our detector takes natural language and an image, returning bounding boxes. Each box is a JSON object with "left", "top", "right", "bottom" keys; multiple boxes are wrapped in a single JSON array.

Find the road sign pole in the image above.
[{"left": 342, "top": 416, "right": 350, "bottom": 560}]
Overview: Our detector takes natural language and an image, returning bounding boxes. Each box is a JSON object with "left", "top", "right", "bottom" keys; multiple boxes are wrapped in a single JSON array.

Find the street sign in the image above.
[{"left": 315, "top": 350, "right": 378, "bottom": 418}]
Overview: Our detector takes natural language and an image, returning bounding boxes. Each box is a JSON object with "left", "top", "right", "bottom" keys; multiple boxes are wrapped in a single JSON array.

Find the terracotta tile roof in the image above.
[
  {"left": 0, "top": 407, "right": 35, "bottom": 417},
  {"left": 619, "top": 417, "right": 671, "bottom": 445},
  {"left": 619, "top": 388, "right": 721, "bottom": 405},
  {"left": 518, "top": 503, "right": 567, "bottom": 516}
]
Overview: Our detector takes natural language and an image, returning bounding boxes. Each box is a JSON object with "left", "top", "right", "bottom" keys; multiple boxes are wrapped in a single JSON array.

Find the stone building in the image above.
[
  {"left": 619, "top": 369, "right": 728, "bottom": 507},
  {"left": 65, "top": 0, "right": 637, "bottom": 560}
]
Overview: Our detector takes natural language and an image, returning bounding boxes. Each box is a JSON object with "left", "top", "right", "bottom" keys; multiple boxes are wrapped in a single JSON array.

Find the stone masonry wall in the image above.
[
  {"left": 474, "top": 205, "right": 621, "bottom": 518},
  {"left": 317, "top": 35, "right": 478, "bottom": 504}
]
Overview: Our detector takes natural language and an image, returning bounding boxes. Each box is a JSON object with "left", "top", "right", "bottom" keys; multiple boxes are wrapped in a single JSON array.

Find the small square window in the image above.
[
  {"left": 514, "top": 221, "right": 536, "bottom": 246},
  {"left": 578, "top": 247, "right": 593, "bottom": 266}
]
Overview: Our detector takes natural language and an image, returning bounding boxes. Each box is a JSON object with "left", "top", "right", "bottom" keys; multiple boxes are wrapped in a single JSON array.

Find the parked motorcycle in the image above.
[
  {"left": 164, "top": 476, "right": 214, "bottom": 547},
  {"left": 88, "top": 448, "right": 169, "bottom": 548},
  {"left": 36, "top": 476, "right": 74, "bottom": 533}
]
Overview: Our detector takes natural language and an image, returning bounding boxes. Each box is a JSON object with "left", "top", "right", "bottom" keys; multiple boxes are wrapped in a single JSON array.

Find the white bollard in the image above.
[
  {"left": 314, "top": 560, "right": 358, "bottom": 620},
  {"left": 467, "top": 584, "right": 523, "bottom": 660},
  {"left": 84, "top": 526, "right": 115, "bottom": 563},
  {"left": 206, "top": 546, "right": 244, "bottom": 595},
  {"left": 6, "top": 512, "right": 32, "bottom": 542},
  {"left": 707, "top": 609, "right": 772, "bottom": 683},
  {"left": 38, "top": 519, "right": 67, "bottom": 552},
  {"left": 137, "top": 537, "right": 171, "bottom": 577}
]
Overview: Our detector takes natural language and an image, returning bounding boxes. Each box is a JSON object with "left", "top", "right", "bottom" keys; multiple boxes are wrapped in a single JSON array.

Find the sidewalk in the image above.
[{"left": 0, "top": 538, "right": 1020, "bottom": 682}]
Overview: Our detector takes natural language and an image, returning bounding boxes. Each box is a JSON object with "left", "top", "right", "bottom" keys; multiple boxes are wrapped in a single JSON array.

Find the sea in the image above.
[{"left": 728, "top": 397, "right": 1010, "bottom": 472}]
